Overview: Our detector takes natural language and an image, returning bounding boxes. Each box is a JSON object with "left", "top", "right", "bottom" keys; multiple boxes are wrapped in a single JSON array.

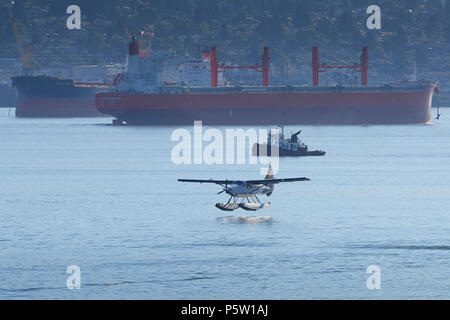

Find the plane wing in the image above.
[
  {"left": 245, "top": 177, "right": 310, "bottom": 185},
  {"left": 178, "top": 179, "right": 242, "bottom": 185},
  {"left": 178, "top": 177, "right": 310, "bottom": 185}
]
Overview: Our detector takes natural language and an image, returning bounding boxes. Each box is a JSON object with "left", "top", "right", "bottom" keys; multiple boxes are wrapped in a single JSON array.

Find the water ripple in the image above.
[
  {"left": 350, "top": 244, "right": 450, "bottom": 251},
  {"left": 216, "top": 216, "right": 273, "bottom": 225}
]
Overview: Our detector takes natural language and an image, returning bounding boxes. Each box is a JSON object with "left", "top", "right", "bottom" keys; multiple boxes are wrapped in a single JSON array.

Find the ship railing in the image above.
[{"left": 155, "top": 82, "right": 432, "bottom": 95}]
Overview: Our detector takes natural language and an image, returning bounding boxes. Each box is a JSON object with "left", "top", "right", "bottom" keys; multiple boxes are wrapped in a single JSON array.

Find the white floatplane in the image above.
[{"left": 178, "top": 166, "right": 310, "bottom": 211}]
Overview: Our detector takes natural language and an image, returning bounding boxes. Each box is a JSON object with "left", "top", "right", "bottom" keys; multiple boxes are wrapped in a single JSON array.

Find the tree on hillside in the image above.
[
  {"left": 336, "top": 8, "right": 354, "bottom": 35},
  {"left": 293, "top": 1, "right": 312, "bottom": 29}
]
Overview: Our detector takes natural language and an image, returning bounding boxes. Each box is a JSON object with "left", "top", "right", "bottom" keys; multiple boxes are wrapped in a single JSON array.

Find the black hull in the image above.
[
  {"left": 252, "top": 143, "right": 326, "bottom": 157},
  {"left": 12, "top": 75, "right": 103, "bottom": 117}
]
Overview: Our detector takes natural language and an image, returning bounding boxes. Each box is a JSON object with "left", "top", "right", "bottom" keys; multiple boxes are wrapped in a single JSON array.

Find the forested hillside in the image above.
[{"left": 1, "top": 0, "right": 449, "bottom": 84}]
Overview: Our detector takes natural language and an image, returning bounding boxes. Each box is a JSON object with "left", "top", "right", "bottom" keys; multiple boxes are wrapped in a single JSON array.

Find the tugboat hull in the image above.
[{"left": 252, "top": 143, "right": 326, "bottom": 157}]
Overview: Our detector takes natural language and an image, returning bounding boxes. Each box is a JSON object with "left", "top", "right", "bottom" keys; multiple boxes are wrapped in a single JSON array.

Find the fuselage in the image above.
[{"left": 225, "top": 182, "right": 273, "bottom": 197}]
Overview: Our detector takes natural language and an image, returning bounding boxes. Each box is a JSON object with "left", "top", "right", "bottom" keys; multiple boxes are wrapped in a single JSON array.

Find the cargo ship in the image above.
[
  {"left": 95, "top": 38, "right": 437, "bottom": 125},
  {"left": 0, "top": 83, "right": 16, "bottom": 108},
  {"left": 12, "top": 75, "right": 107, "bottom": 117}
]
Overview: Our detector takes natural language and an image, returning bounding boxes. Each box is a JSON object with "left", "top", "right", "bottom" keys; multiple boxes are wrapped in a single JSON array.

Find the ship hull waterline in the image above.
[{"left": 96, "top": 85, "right": 436, "bottom": 125}]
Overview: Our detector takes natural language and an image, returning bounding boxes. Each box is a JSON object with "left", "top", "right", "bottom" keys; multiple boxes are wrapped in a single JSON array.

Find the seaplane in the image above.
[{"left": 178, "top": 165, "right": 310, "bottom": 211}]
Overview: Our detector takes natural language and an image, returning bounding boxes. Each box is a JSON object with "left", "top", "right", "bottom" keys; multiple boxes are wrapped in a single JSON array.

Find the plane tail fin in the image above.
[
  {"left": 265, "top": 165, "right": 274, "bottom": 196},
  {"left": 265, "top": 165, "right": 274, "bottom": 180}
]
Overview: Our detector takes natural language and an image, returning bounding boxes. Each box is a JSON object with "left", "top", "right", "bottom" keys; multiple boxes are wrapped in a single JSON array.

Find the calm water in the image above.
[{"left": 0, "top": 108, "right": 449, "bottom": 299}]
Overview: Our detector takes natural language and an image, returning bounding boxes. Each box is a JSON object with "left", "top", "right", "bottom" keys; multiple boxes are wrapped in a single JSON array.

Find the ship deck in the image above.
[{"left": 154, "top": 82, "right": 434, "bottom": 95}]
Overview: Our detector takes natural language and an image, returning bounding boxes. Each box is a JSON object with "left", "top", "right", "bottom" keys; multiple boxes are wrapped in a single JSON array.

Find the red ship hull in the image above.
[{"left": 96, "top": 84, "right": 436, "bottom": 125}]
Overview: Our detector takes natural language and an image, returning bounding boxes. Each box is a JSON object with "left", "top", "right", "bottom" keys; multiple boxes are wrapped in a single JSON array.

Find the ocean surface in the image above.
[{"left": 0, "top": 107, "right": 449, "bottom": 299}]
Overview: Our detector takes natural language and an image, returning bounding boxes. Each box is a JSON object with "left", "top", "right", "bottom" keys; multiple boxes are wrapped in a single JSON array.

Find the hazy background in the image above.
[{"left": 0, "top": 0, "right": 449, "bottom": 87}]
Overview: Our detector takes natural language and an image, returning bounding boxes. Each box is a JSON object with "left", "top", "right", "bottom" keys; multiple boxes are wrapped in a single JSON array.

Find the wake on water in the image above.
[{"left": 216, "top": 216, "right": 273, "bottom": 225}]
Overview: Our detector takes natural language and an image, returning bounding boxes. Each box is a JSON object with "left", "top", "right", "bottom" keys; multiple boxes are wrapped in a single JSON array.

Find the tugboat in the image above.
[{"left": 252, "top": 127, "right": 326, "bottom": 157}]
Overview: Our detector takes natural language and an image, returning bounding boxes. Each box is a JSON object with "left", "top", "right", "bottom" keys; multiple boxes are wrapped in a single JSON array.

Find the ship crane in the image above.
[
  {"left": 209, "top": 46, "right": 270, "bottom": 87},
  {"left": 312, "top": 47, "right": 368, "bottom": 86},
  {"left": 6, "top": 0, "right": 33, "bottom": 75},
  {"left": 290, "top": 130, "right": 302, "bottom": 143}
]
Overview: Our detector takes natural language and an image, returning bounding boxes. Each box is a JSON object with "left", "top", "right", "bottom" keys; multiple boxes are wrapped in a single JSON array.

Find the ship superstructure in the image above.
[{"left": 112, "top": 37, "right": 212, "bottom": 94}]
